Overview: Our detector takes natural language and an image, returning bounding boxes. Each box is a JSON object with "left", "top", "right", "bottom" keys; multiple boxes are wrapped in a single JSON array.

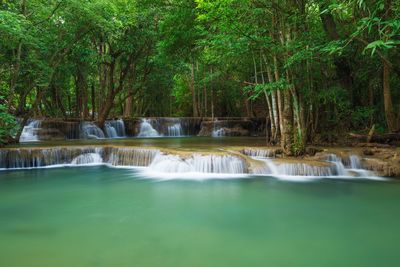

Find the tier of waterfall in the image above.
[
  {"left": 80, "top": 123, "right": 105, "bottom": 139},
  {"left": 137, "top": 119, "right": 160, "bottom": 137},
  {"left": 19, "top": 119, "right": 42, "bottom": 142},
  {"left": 148, "top": 153, "right": 246, "bottom": 174},
  {"left": 212, "top": 128, "right": 225, "bottom": 137},
  {"left": 71, "top": 152, "right": 103, "bottom": 165},
  {"left": 249, "top": 153, "right": 375, "bottom": 177},
  {"left": 137, "top": 118, "right": 186, "bottom": 137},
  {"left": 0, "top": 147, "right": 380, "bottom": 179},
  {"left": 104, "top": 119, "right": 126, "bottom": 138},
  {"left": 0, "top": 147, "right": 246, "bottom": 174},
  {"left": 242, "top": 148, "right": 275, "bottom": 158},
  {"left": 167, "top": 124, "right": 183, "bottom": 136}
]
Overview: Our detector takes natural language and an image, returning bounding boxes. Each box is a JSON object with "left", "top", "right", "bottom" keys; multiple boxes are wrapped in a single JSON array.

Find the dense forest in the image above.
[{"left": 0, "top": 0, "right": 399, "bottom": 154}]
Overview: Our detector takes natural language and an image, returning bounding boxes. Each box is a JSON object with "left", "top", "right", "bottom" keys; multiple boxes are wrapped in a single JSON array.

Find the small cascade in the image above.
[
  {"left": 242, "top": 148, "right": 275, "bottom": 158},
  {"left": 250, "top": 154, "right": 374, "bottom": 177},
  {"left": 19, "top": 119, "right": 42, "bottom": 142},
  {"left": 326, "top": 154, "right": 372, "bottom": 177},
  {"left": 0, "top": 147, "right": 158, "bottom": 169},
  {"left": 137, "top": 119, "right": 160, "bottom": 137},
  {"left": 104, "top": 119, "right": 126, "bottom": 138},
  {"left": 0, "top": 147, "right": 103, "bottom": 169},
  {"left": 71, "top": 152, "right": 103, "bottom": 165},
  {"left": 80, "top": 123, "right": 105, "bottom": 139},
  {"left": 107, "top": 148, "right": 159, "bottom": 167},
  {"left": 167, "top": 124, "right": 183, "bottom": 137},
  {"left": 211, "top": 119, "right": 226, "bottom": 137},
  {"left": 212, "top": 128, "right": 225, "bottom": 137},
  {"left": 325, "top": 154, "right": 346, "bottom": 175},
  {"left": 349, "top": 155, "right": 362, "bottom": 169},
  {"left": 148, "top": 153, "right": 246, "bottom": 174},
  {"left": 276, "top": 163, "right": 335, "bottom": 176},
  {"left": 251, "top": 158, "right": 335, "bottom": 176}
]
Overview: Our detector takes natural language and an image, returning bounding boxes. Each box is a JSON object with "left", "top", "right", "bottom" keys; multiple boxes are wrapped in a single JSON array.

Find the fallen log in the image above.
[{"left": 349, "top": 132, "right": 400, "bottom": 144}]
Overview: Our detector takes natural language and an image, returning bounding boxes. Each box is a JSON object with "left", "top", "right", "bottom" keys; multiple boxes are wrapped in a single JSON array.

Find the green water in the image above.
[{"left": 0, "top": 167, "right": 399, "bottom": 267}]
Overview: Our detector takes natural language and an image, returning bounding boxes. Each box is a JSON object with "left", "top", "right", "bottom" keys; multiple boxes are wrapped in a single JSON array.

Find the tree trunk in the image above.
[
  {"left": 91, "top": 84, "right": 95, "bottom": 120},
  {"left": 191, "top": 57, "right": 198, "bottom": 117},
  {"left": 124, "top": 96, "right": 134, "bottom": 117},
  {"left": 383, "top": 59, "right": 397, "bottom": 132},
  {"left": 281, "top": 89, "right": 293, "bottom": 155}
]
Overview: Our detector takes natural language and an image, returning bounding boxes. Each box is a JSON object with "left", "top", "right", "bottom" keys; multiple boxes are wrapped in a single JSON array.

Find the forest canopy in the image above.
[{"left": 0, "top": 0, "right": 399, "bottom": 153}]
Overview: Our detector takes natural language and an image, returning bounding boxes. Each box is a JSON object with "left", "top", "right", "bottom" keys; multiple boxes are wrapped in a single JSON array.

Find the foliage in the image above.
[{"left": 0, "top": 97, "right": 19, "bottom": 142}]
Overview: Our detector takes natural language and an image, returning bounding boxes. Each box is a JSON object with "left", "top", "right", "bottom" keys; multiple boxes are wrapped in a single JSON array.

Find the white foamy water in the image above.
[
  {"left": 71, "top": 153, "right": 103, "bottom": 165},
  {"left": 167, "top": 123, "right": 183, "bottom": 136},
  {"left": 19, "top": 119, "right": 42, "bottom": 142},
  {"left": 0, "top": 148, "right": 387, "bottom": 181},
  {"left": 105, "top": 119, "right": 126, "bottom": 138},
  {"left": 80, "top": 123, "right": 105, "bottom": 139},
  {"left": 137, "top": 119, "right": 160, "bottom": 137}
]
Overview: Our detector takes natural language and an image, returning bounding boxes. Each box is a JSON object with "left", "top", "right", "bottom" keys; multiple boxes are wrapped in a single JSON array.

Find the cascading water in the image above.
[
  {"left": 71, "top": 153, "right": 103, "bottom": 165},
  {"left": 108, "top": 148, "right": 159, "bottom": 167},
  {"left": 104, "top": 119, "right": 126, "bottom": 138},
  {"left": 137, "top": 119, "right": 160, "bottom": 137},
  {"left": 167, "top": 124, "right": 183, "bottom": 136},
  {"left": 242, "top": 148, "right": 275, "bottom": 158},
  {"left": 148, "top": 153, "right": 247, "bottom": 174},
  {"left": 0, "top": 147, "right": 246, "bottom": 175},
  {"left": 19, "top": 119, "right": 42, "bottom": 142},
  {"left": 250, "top": 153, "right": 376, "bottom": 178},
  {"left": 211, "top": 119, "right": 225, "bottom": 137},
  {"left": 80, "top": 123, "right": 105, "bottom": 139},
  {"left": 212, "top": 128, "right": 225, "bottom": 137},
  {"left": 0, "top": 147, "right": 382, "bottom": 180}
]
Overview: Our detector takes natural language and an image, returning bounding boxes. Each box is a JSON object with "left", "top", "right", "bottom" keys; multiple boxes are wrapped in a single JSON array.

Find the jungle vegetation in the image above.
[{"left": 0, "top": 0, "right": 399, "bottom": 154}]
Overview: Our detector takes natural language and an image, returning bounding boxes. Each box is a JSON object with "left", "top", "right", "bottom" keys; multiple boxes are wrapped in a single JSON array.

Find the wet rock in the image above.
[
  {"left": 362, "top": 158, "right": 400, "bottom": 177},
  {"left": 363, "top": 149, "right": 375, "bottom": 156}
]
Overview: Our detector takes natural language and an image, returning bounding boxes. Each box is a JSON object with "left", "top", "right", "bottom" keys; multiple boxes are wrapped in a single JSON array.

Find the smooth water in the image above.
[{"left": 0, "top": 167, "right": 399, "bottom": 267}]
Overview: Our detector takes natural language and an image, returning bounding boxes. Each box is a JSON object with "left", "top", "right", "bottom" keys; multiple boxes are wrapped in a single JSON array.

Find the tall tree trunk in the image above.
[
  {"left": 124, "top": 96, "right": 134, "bottom": 117},
  {"left": 91, "top": 84, "right": 95, "bottom": 120},
  {"left": 383, "top": 59, "right": 397, "bottom": 132},
  {"left": 191, "top": 57, "right": 198, "bottom": 117},
  {"left": 273, "top": 55, "right": 283, "bottom": 136},
  {"left": 281, "top": 90, "right": 293, "bottom": 155}
]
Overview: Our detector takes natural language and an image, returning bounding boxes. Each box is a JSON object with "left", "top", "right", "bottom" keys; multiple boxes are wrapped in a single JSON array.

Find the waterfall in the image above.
[
  {"left": 104, "top": 119, "right": 126, "bottom": 138},
  {"left": 137, "top": 119, "right": 160, "bottom": 137},
  {"left": 80, "top": 123, "right": 105, "bottom": 139},
  {"left": 107, "top": 148, "right": 159, "bottom": 167},
  {"left": 211, "top": 119, "right": 225, "bottom": 137},
  {"left": 251, "top": 158, "right": 335, "bottom": 176},
  {"left": 71, "top": 153, "right": 103, "bottom": 165},
  {"left": 167, "top": 123, "right": 183, "bottom": 136},
  {"left": 242, "top": 148, "right": 275, "bottom": 158},
  {"left": 349, "top": 155, "right": 362, "bottom": 169},
  {"left": 19, "top": 119, "right": 42, "bottom": 142},
  {"left": 148, "top": 153, "right": 247, "bottom": 174},
  {"left": 250, "top": 154, "right": 375, "bottom": 177},
  {"left": 0, "top": 147, "right": 381, "bottom": 179},
  {"left": 0, "top": 147, "right": 158, "bottom": 169},
  {"left": 0, "top": 147, "right": 246, "bottom": 174},
  {"left": 0, "top": 147, "right": 104, "bottom": 169},
  {"left": 212, "top": 128, "right": 225, "bottom": 137}
]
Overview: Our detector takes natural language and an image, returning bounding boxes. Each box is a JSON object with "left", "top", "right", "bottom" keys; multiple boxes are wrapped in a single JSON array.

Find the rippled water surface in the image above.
[{"left": 0, "top": 167, "right": 399, "bottom": 267}]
